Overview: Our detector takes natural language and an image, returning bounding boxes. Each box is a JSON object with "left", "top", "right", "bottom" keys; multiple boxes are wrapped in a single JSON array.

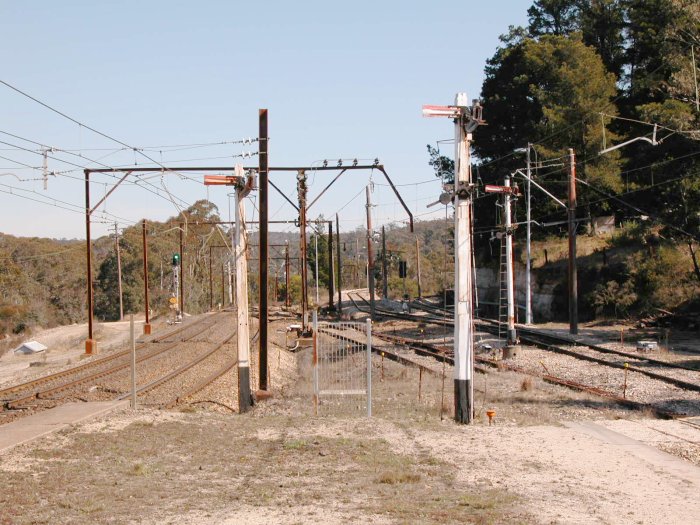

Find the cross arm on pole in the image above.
[
  {"left": 269, "top": 179, "right": 299, "bottom": 211},
  {"left": 88, "top": 170, "right": 132, "bottom": 215},
  {"left": 306, "top": 169, "right": 347, "bottom": 211},
  {"left": 375, "top": 166, "right": 414, "bottom": 232}
]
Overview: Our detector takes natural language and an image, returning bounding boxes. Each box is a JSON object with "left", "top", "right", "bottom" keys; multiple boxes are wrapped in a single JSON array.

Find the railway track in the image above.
[
  {"left": 477, "top": 319, "right": 700, "bottom": 392},
  {"left": 402, "top": 298, "right": 700, "bottom": 394},
  {"left": 347, "top": 292, "right": 450, "bottom": 326},
  {"left": 118, "top": 329, "right": 237, "bottom": 408},
  {"left": 372, "top": 331, "right": 683, "bottom": 419},
  {"left": 347, "top": 294, "right": 699, "bottom": 417},
  {"left": 0, "top": 311, "right": 237, "bottom": 423}
]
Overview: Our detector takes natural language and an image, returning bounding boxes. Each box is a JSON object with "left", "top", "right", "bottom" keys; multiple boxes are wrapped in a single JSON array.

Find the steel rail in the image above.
[
  {"left": 163, "top": 360, "right": 237, "bottom": 409},
  {"left": 407, "top": 300, "right": 700, "bottom": 378},
  {"left": 374, "top": 331, "right": 682, "bottom": 419},
  {"left": 347, "top": 292, "right": 450, "bottom": 326},
  {"left": 119, "top": 332, "right": 236, "bottom": 401},
  {"left": 351, "top": 300, "right": 695, "bottom": 415},
  {"left": 0, "top": 313, "right": 226, "bottom": 400},
  {"left": 475, "top": 319, "right": 700, "bottom": 392},
  {"left": 3, "top": 316, "right": 224, "bottom": 409}
]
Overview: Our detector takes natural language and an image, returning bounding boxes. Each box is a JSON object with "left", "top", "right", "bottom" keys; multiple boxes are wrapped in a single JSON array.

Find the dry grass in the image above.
[
  {"left": 0, "top": 414, "right": 527, "bottom": 524},
  {"left": 377, "top": 470, "right": 421, "bottom": 484},
  {"left": 0, "top": 331, "right": 647, "bottom": 524}
]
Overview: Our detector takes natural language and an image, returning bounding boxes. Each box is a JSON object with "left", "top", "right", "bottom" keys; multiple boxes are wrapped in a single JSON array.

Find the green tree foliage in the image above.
[
  {"left": 528, "top": 1, "right": 626, "bottom": 77},
  {"left": 527, "top": 0, "right": 582, "bottom": 36},
  {"left": 423, "top": 0, "right": 700, "bottom": 319},
  {"left": 0, "top": 235, "right": 86, "bottom": 334},
  {"left": 616, "top": 1, "right": 700, "bottom": 249},
  {"left": 307, "top": 221, "right": 331, "bottom": 290},
  {"left": 279, "top": 274, "right": 302, "bottom": 305},
  {"left": 426, "top": 144, "right": 455, "bottom": 184},
  {"left": 94, "top": 199, "right": 225, "bottom": 321},
  {"left": 476, "top": 32, "right": 622, "bottom": 228}
]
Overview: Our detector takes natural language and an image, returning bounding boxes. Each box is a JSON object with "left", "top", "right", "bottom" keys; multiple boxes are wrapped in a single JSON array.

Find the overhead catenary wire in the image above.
[
  {"left": 0, "top": 80, "right": 220, "bottom": 216},
  {"left": 475, "top": 54, "right": 682, "bottom": 172},
  {"left": 575, "top": 176, "right": 700, "bottom": 241},
  {"left": 600, "top": 112, "right": 700, "bottom": 138},
  {"left": 0, "top": 181, "right": 137, "bottom": 226},
  {"left": 0, "top": 134, "right": 196, "bottom": 210},
  {"left": 0, "top": 186, "right": 132, "bottom": 226}
]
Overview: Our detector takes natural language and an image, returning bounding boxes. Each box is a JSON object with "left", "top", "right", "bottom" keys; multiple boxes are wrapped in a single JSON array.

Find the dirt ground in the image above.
[
  {"left": 0, "top": 315, "right": 158, "bottom": 388},
  {"left": 2, "top": 333, "right": 699, "bottom": 525}
]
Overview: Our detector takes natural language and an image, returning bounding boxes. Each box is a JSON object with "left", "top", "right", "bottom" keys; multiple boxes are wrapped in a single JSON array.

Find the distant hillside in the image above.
[
  {"left": 2, "top": 199, "right": 697, "bottom": 339},
  {"left": 0, "top": 233, "right": 87, "bottom": 335}
]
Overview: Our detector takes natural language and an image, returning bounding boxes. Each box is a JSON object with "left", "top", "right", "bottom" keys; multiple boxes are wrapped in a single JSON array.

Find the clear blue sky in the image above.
[{"left": 0, "top": 1, "right": 530, "bottom": 239}]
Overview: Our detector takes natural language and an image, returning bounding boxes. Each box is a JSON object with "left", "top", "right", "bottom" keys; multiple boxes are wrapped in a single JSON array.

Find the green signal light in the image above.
[{"left": 172, "top": 253, "right": 180, "bottom": 266}]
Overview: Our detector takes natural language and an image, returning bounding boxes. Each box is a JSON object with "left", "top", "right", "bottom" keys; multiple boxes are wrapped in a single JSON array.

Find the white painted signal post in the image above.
[
  {"left": 423, "top": 93, "right": 484, "bottom": 424},
  {"left": 204, "top": 167, "right": 256, "bottom": 413},
  {"left": 485, "top": 178, "right": 519, "bottom": 348}
]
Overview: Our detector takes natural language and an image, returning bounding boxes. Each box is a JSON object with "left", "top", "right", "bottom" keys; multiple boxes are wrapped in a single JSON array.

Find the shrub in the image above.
[
  {"left": 611, "top": 221, "right": 648, "bottom": 248},
  {"left": 587, "top": 279, "right": 637, "bottom": 318}
]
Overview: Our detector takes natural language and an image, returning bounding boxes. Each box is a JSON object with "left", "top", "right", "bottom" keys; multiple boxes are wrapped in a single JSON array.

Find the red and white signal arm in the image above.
[
  {"left": 204, "top": 175, "right": 238, "bottom": 186},
  {"left": 422, "top": 105, "right": 461, "bottom": 118},
  {"left": 484, "top": 184, "right": 520, "bottom": 195}
]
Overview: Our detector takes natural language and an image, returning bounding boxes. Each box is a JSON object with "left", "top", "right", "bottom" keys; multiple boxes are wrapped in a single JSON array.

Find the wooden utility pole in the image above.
[
  {"left": 365, "top": 185, "right": 376, "bottom": 319},
  {"left": 314, "top": 229, "right": 319, "bottom": 305},
  {"left": 234, "top": 187, "right": 253, "bottom": 412},
  {"left": 328, "top": 221, "right": 335, "bottom": 310},
  {"left": 258, "top": 108, "right": 269, "bottom": 391},
  {"left": 84, "top": 171, "right": 96, "bottom": 354},
  {"left": 297, "top": 171, "right": 309, "bottom": 328},
  {"left": 381, "top": 226, "right": 388, "bottom": 299},
  {"left": 504, "top": 175, "right": 517, "bottom": 347},
  {"left": 568, "top": 148, "right": 578, "bottom": 335},
  {"left": 209, "top": 246, "right": 213, "bottom": 310},
  {"left": 274, "top": 268, "right": 279, "bottom": 303},
  {"left": 142, "top": 220, "right": 151, "bottom": 335},
  {"left": 179, "top": 224, "right": 184, "bottom": 315},
  {"left": 355, "top": 238, "right": 360, "bottom": 288},
  {"left": 415, "top": 237, "right": 422, "bottom": 298},
  {"left": 692, "top": 45, "right": 699, "bottom": 113},
  {"left": 335, "top": 214, "right": 342, "bottom": 313},
  {"left": 227, "top": 260, "right": 233, "bottom": 306},
  {"left": 284, "top": 241, "right": 291, "bottom": 308},
  {"left": 114, "top": 223, "right": 124, "bottom": 321},
  {"left": 525, "top": 144, "right": 533, "bottom": 324}
]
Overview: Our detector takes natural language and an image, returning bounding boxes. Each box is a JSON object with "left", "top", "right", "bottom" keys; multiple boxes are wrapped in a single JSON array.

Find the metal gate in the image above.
[{"left": 313, "top": 312, "right": 372, "bottom": 416}]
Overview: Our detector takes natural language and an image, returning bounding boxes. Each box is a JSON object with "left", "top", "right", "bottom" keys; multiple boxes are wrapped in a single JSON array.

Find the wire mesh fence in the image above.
[{"left": 313, "top": 315, "right": 371, "bottom": 417}]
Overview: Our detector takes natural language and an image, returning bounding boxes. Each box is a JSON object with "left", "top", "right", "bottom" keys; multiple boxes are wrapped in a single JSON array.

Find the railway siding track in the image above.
[
  {"left": 401, "top": 299, "right": 700, "bottom": 394},
  {"left": 475, "top": 320, "right": 700, "bottom": 393},
  {"left": 346, "top": 296, "right": 697, "bottom": 417},
  {"left": 373, "top": 331, "right": 683, "bottom": 419}
]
